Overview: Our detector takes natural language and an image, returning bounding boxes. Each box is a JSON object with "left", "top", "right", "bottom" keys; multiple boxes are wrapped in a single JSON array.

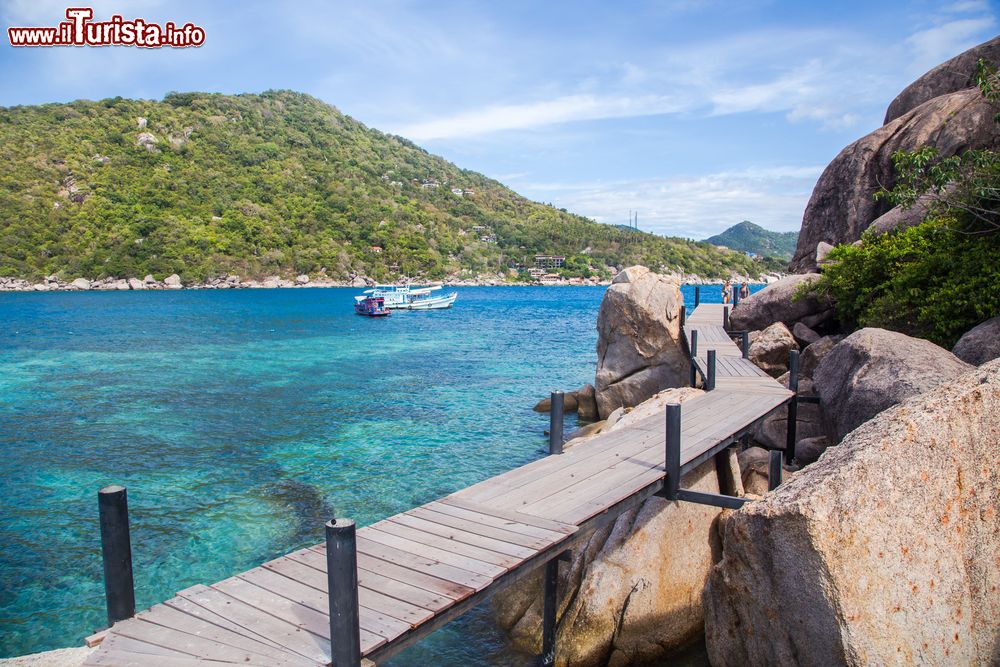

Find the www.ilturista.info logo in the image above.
[{"left": 8, "top": 7, "right": 205, "bottom": 48}]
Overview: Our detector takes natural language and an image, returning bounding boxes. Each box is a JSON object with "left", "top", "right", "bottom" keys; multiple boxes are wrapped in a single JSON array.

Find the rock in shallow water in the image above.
[
  {"left": 594, "top": 267, "right": 688, "bottom": 419},
  {"left": 705, "top": 359, "right": 1000, "bottom": 667}
]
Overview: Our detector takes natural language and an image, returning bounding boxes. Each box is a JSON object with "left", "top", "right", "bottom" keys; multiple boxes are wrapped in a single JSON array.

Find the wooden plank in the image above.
[
  {"left": 370, "top": 520, "right": 519, "bottom": 570},
  {"left": 412, "top": 503, "right": 560, "bottom": 546},
  {"left": 209, "top": 576, "right": 387, "bottom": 653},
  {"left": 90, "top": 632, "right": 196, "bottom": 659},
  {"left": 533, "top": 447, "right": 664, "bottom": 520},
  {"left": 459, "top": 429, "right": 661, "bottom": 505},
  {"left": 389, "top": 512, "right": 538, "bottom": 559},
  {"left": 354, "top": 536, "right": 494, "bottom": 592},
  {"left": 164, "top": 590, "right": 292, "bottom": 654},
  {"left": 175, "top": 584, "right": 338, "bottom": 663},
  {"left": 552, "top": 465, "right": 666, "bottom": 526},
  {"left": 84, "top": 630, "right": 107, "bottom": 648},
  {"left": 84, "top": 651, "right": 205, "bottom": 666},
  {"left": 136, "top": 603, "right": 309, "bottom": 665},
  {"left": 83, "top": 637, "right": 211, "bottom": 667},
  {"left": 430, "top": 498, "right": 577, "bottom": 538},
  {"left": 259, "top": 555, "right": 436, "bottom": 626},
  {"left": 236, "top": 565, "right": 418, "bottom": 640},
  {"left": 286, "top": 546, "right": 458, "bottom": 611},
  {"left": 355, "top": 549, "right": 478, "bottom": 602},
  {"left": 455, "top": 428, "right": 643, "bottom": 503},
  {"left": 115, "top": 617, "right": 286, "bottom": 665},
  {"left": 361, "top": 527, "right": 506, "bottom": 579}
]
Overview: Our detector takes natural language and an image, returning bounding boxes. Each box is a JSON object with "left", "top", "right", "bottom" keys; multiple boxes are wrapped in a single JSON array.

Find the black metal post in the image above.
[
  {"left": 732, "top": 284, "right": 740, "bottom": 306},
  {"left": 741, "top": 330, "right": 750, "bottom": 359},
  {"left": 326, "top": 519, "right": 361, "bottom": 667},
  {"left": 785, "top": 349, "right": 800, "bottom": 464},
  {"left": 679, "top": 306, "right": 686, "bottom": 329},
  {"left": 768, "top": 450, "right": 783, "bottom": 490},
  {"left": 694, "top": 286, "right": 700, "bottom": 307},
  {"left": 539, "top": 559, "right": 559, "bottom": 667},
  {"left": 689, "top": 330, "right": 699, "bottom": 387},
  {"left": 549, "top": 392, "right": 564, "bottom": 455},
  {"left": 706, "top": 350, "right": 716, "bottom": 391},
  {"left": 723, "top": 306, "right": 730, "bottom": 331},
  {"left": 98, "top": 485, "right": 135, "bottom": 627},
  {"left": 664, "top": 403, "right": 681, "bottom": 500}
]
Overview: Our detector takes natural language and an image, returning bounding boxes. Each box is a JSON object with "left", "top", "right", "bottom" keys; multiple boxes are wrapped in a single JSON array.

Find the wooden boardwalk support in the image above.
[{"left": 84, "top": 302, "right": 792, "bottom": 667}]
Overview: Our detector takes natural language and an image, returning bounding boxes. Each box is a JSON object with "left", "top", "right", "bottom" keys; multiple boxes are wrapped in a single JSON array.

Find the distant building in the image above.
[
  {"left": 527, "top": 267, "right": 546, "bottom": 279},
  {"left": 370, "top": 246, "right": 383, "bottom": 254},
  {"left": 534, "top": 255, "right": 565, "bottom": 270},
  {"left": 451, "top": 187, "right": 464, "bottom": 196}
]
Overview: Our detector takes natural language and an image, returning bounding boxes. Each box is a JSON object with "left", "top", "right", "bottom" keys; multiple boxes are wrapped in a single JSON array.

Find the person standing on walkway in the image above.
[
  {"left": 740, "top": 281, "right": 750, "bottom": 300},
  {"left": 722, "top": 280, "right": 732, "bottom": 304}
]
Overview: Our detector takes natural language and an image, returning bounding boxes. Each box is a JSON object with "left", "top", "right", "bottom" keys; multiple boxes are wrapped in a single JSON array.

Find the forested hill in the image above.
[
  {"left": 0, "top": 91, "right": 771, "bottom": 282},
  {"left": 705, "top": 221, "right": 798, "bottom": 261}
]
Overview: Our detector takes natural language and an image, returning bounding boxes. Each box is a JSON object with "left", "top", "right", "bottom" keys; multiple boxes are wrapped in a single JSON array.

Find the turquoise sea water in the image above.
[{"left": 0, "top": 283, "right": 756, "bottom": 663}]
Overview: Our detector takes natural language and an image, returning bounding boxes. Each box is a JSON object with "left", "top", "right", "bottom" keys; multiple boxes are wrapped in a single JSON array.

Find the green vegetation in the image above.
[
  {"left": 705, "top": 220, "right": 798, "bottom": 261},
  {"left": 809, "top": 220, "right": 999, "bottom": 347},
  {"left": 808, "top": 59, "right": 1000, "bottom": 348},
  {"left": 0, "top": 90, "right": 764, "bottom": 282}
]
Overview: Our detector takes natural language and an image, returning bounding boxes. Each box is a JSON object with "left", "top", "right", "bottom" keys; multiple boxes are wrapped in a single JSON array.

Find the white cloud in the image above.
[
  {"left": 905, "top": 17, "right": 998, "bottom": 73},
  {"left": 395, "top": 93, "right": 688, "bottom": 141},
  {"left": 519, "top": 166, "right": 824, "bottom": 240}
]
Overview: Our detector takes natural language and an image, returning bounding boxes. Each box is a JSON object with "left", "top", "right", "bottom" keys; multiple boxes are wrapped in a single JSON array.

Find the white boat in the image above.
[{"left": 354, "top": 284, "right": 457, "bottom": 310}]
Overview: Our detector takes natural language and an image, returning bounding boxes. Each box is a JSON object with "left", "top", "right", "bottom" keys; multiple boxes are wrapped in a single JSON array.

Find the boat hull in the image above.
[{"left": 401, "top": 292, "right": 457, "bottom": 310}]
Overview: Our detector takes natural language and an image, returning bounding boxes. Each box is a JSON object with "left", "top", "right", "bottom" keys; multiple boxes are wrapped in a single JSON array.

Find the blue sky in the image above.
[{"left": 1, "top": 0, "right": 997, "bottom": 238}]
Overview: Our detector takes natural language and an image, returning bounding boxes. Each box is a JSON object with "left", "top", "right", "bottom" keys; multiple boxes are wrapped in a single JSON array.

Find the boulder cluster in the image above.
[
  {"left": 0, "top": 274, "right": 184, "bottom": 291},
  {"left": 790, "top": 35, "right": 1000, "bottom": 271}
]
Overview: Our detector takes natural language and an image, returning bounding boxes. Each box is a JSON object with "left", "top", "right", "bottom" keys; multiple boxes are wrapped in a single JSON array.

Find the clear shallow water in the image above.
[{"left": 0, "top": 283, "right": 753, "bottom": 663}]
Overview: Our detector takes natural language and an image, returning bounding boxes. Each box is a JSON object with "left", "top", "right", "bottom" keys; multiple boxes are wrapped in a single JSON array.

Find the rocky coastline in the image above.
[{"left": 0, "top": 273, "right": 780, "bottom": 293}]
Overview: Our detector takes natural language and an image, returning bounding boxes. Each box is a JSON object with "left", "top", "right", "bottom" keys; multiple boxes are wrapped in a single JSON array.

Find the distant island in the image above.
[
  {"left": 705, "top": 220, "right": 798, "bottom": 261},
  {"left": 0, "top": 91, "right": 782, "bottom": 285}
]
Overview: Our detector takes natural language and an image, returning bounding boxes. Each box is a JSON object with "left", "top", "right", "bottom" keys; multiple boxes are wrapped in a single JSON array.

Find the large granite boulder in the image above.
[
  {"left": 814, "top": 328, "right": 972, "bottom": 441},
  {"left": 495, "top": 388, "right": 735, "bottom": 666},
  {"left": 748, "top": 322, "right": 798, "bottom": 378},
  {"left": 885, "top": 35, "right": 1000, "bottom": 123},
  {"left": 705, "top": 359, "right": 1000, "bottom": 666},
  {"left": 729, "top": 274, "right": 823, "bottom": 332},
  {"left": 790, "top": 86, "right": 1000, "bottom": 271},
  {"left": 594, "top": 267, "right": 688, "bottom": 419},
  {"left": 866, "top": 196, "right": 936, "bottom": 235},
  {"left": 952, "top": 316, "right": 1000, "bottom": 366}
]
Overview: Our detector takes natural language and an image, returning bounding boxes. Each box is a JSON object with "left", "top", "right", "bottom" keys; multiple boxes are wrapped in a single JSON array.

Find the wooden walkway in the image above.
[{"left": 83, "top": 303, "right": 791, "bottom": 667}]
